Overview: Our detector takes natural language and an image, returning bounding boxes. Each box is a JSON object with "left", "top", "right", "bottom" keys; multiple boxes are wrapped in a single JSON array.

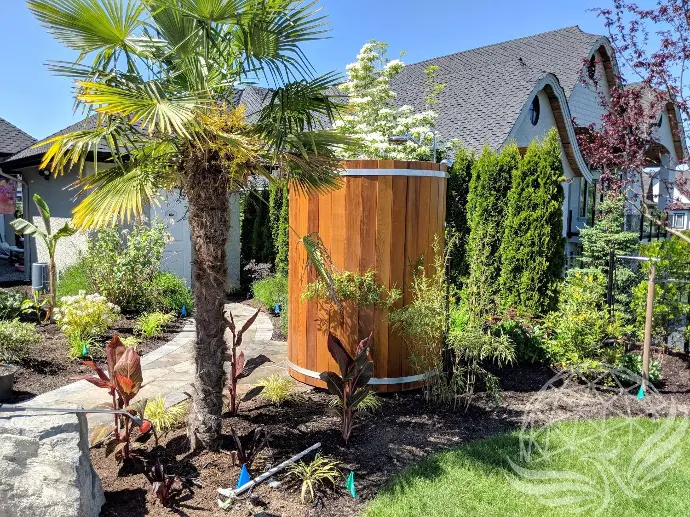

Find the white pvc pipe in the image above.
[{"left": 217, "top": 442, "right": 322, "bottom": 498}]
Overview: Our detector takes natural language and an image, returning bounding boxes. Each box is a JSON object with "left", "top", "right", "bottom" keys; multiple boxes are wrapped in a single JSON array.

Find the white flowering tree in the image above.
[{"left": 336, "top": 41, "right": 448, "bottom": 160}]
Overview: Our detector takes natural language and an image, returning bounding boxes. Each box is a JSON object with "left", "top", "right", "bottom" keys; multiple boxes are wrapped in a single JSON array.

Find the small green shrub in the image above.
[
  {"left": 542, "top": 271, "right": 625, "bottom": 372},
  {"left": 288, "top": 453, "right": 340, "bottom": 504},
  {"left": 617, "top": 353, "right": 662, "bottom": 383},
  {"left": 149, "top": 272, "right": 194, "bottom": 315},
  {"left": 252, "top": 274, "right": 288, "bottom": 310},
  {"left": 0, "top": 291, "right": 23, "bottom": 321},
  {"left": 135, "top": 312, "right": 175, "bottom": 338},
  {"left": 85, "top": 222, "right": 168, "bottom": 313},
  {"left": 144, "top": 395, "right": 188, "bottom": 435},
  {"left": 120, "top": 335, "right": 140, "bottom": 350},
  {"left": 255, "top": 375, "right": 300, "bottom": 406},
  {"left": 0, "top": 319, "right": 40, "bottom": 363},
  {"left": 55, "top": 292, "right": 120, "bottom": 349},
  {"left": 56, "top": 259, "right": 93, "bottom": 299}
]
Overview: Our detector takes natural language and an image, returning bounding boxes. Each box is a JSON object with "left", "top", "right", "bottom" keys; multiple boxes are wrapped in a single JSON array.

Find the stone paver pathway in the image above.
[{"left": 18, "top": 303, "right": 287, "bottom": 425}]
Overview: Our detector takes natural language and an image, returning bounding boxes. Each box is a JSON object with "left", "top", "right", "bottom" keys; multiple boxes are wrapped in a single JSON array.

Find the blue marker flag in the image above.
[
  {"left": 82, "top": 342, "right": 88, "bottom": 357},
  {"left": 181, "top": 305, "right": 187, "bottom": 317},
  {"left": 345, "top": 471, "right": 357, "bottom": 498},
  {"left": 637, "top": 386, "right": 645, "bottom": 400},
  {"left": 237, "top": 464, "right": 251, "bottom": 489}
]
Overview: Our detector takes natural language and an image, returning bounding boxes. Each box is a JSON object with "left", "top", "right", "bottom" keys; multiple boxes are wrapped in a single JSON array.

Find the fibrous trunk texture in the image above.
[{"left": 183, "top": 151, "right": 230, "bottom": 451}]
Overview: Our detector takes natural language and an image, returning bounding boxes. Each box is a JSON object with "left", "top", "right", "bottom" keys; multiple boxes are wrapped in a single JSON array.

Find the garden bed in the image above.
[
  {"left": 93, "top": 353, "right": 690, "bottom": 517},
  {"left": 7, "top": 316, "right": 186, "bottom": 404}
]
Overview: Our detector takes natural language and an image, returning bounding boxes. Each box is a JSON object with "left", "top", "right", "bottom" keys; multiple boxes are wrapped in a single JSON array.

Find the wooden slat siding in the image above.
[
  {"left": 288, "top": 187, "right": 305, "bottom": 383},
  {"left": 315, "top": 191, "right": 332, "bottom": 380},
  {"left": 375, "top": 166, "right": 393, "bottom": 392},
  {"left": 418, "top": 176, "right": 432, "bottom": 276},
  {"left": 329, "top": 183, "right": 347, "bottom": 376},
  {"left": 343, "top": 175, "right": 362, "bottom": 356},
  {"left": 305, "top": 193, "right": 320, "bottom": 376},
  {"left": 288, "top": 161, "right": 446, "bottom": 391},
  {"left": 388, "top": 174, "right": 408, "bottom": 384},
  {"left": 359, "top": 175, "right": 377, "bottom": 344},
  {"left": 402, "top": 175, "right": 420, "bottom": 380}
]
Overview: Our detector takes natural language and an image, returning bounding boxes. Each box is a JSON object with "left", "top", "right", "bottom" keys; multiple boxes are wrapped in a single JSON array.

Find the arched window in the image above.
[{"left": 529, "top": 96, "right": 540, "bottom": 126}]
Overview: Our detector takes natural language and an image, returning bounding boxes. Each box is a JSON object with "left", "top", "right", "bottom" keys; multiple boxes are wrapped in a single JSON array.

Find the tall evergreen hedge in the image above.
[
  {"left": 499, "top": 128, "right": 566, "bottom": 315},
  {"left": 240, "top": 189, "right": 274, "bottom": 266},
  {"left": 465, "top": 144, "right": 519, "bottom": 319},
  {"left": 269, "top": 183, "right": 289, "bottom": 275},
  {"left": 446, "top": 147, "right": 474, "bottom": 286}
]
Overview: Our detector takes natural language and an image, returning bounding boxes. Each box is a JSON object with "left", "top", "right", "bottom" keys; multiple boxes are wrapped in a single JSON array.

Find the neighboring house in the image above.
[
  {"left": 0, "top": 117, "right": 241, "bottom": 289},
  {"left": 0, "top": 117, "right": 35, "bottom": 258},
  {"left": 384, "top": 25, "right": 687, "bottom": 256}
]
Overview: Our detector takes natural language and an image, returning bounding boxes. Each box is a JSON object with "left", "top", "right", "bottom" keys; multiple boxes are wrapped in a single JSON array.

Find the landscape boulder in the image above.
[{"left": 0, "top": 412, "right": 105, "bottom": 517}]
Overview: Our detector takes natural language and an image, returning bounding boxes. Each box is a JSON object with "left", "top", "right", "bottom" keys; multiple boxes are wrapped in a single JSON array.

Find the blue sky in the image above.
[{"left": 0, "top": 0, "right": 613, "bottom": 140}]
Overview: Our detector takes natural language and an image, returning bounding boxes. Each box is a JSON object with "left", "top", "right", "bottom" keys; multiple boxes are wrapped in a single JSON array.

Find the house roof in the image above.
[
  {"left": 2, "top": 26, "right": 609, "bottom": 170},
  {"left": 1, "top": 115, "right": 109, "bottom": 169},
  {"left": 0, "top": 117, "right": 36, "bottom": 158},
  {"left": 389, "top": 25, "right": 606, "bottom": 153}
]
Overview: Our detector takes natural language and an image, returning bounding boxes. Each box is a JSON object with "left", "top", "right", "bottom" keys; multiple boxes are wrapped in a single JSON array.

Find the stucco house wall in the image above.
[{"left": 2, "top": 161, "right": 241, "bottom": 290}]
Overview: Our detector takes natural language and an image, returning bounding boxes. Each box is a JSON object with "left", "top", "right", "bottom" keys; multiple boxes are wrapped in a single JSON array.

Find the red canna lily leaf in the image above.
[
  {"left": 82, "top": 360, "right": 109, "bottom": 381},
  {"left": 327, "top": 333, "right": 353, "bottom": 376},
  {"left": 72, "top": 376, "right": 111, "bottom": 389},
  {"left": 235, "top": 351, "right": 246, "bottom": 378},
  {"left": 113, "top": 348, "right": 143, "bottom": 396},
  {"left": 106, "top": 335, "right": 126, "bottom": 379},
  {"left": 90, "top": 424, "right": 114, "bottom": 446},
  {"left": 116, "top": 375, "right": 135, "bottom": 395},
  {"left": 105, "top": 439, "right": 127, "bottom": 458}
]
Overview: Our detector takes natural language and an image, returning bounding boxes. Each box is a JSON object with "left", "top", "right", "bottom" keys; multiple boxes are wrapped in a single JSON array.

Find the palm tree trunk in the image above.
[{"left": 183, "top": 151, "right": 230, "bottom": 451}]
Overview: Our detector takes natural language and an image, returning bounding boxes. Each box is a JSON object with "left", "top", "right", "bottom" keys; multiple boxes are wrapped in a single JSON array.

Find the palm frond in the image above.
[
  {"left": 301, "top": 232, "right": 341, "bottom": 311},
  {"left": 28, "top": 0, "right": 147, "bottom": 67},
  {"left": 76, "top": 79, "right": 207, "bottom": 137},
  {"left": 38, "top": 117, "right": 136, "bottom": 176},
  {"left": 71, "top": 157, "right": 177, "bottom": 229},
  {"left": 232, "top": 0, "right": 329, "bottom": 82},
  {"left": 253, "top": 72, "right": 346, "bottom": 150}
]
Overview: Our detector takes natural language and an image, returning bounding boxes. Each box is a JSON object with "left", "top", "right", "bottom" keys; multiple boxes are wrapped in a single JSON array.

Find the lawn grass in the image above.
[{"left": 365, "top": 417, "right": 690, "bottom": 517}]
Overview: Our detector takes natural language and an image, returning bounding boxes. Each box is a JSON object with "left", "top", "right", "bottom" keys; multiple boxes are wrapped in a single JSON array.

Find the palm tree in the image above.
[{"left": 28, "top": 0, "right": 348, "bottom": 450}]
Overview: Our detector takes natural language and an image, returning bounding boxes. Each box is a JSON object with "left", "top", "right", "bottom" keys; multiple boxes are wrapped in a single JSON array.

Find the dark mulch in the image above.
[
  {"left": 93, "top": 350, "right": 690, "bottom": 517},
  {"left": 7, "top": 317, "right": 186, "bottom": 404}
]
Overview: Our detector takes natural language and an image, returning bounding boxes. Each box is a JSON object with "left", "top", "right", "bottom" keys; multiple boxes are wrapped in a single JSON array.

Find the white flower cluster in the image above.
[
  {"left": 337, "top": 41, "right": 449, "bottom": 160},
  {"left": 55, "top": 291, "right": 120, "bottom": 341}
]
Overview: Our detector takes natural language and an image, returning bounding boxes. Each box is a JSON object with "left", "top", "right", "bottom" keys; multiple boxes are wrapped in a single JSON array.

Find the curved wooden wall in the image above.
[{"left": 287, "top": 160, "right": 447, "bottom": 392}]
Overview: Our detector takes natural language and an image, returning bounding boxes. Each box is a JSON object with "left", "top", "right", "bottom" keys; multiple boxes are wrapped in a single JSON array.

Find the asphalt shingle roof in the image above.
[
  {"left": 2, "top": 115, "right": 108, "bottom": 167},
  {"left": 389, "top": 25, "right": 603, "bottom": 152},
  {"left": 3, "top": 26, "right": 605, "bottom": 166},
  {"left": 0, "top": 117, "right": 36, "bottom": 158}
]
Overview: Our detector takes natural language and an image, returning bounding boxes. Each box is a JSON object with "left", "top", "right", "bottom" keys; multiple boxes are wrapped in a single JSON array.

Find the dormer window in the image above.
[{"left": 529, "top": 96, "right": 540, "bottom": 126}]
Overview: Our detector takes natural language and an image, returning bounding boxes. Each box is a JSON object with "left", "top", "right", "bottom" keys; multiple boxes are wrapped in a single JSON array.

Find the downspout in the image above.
[{"left": 0, "top": 170, "right": 31, "bottom": 281}]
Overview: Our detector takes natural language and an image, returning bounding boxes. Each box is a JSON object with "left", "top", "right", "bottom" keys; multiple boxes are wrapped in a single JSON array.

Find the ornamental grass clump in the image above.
[
  {"left": 55, "top": 292, "right": 120, "bottom": 357},
  {"left": 134, "top": 312, "right": 175, "bottom": 339},
  {"left": 288, "top": 453, "right": 341, "bottom": 504}
]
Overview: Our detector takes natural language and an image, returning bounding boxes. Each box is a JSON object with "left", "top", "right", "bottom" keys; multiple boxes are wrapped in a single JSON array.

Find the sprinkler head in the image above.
[{"left": 137, "top": 419, "right": 152, "bottom": 434}]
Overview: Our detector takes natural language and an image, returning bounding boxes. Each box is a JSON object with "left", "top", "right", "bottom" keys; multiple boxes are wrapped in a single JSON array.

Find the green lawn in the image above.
[{"left": 365, "top": 417, "right": 690, "bottom": 517}]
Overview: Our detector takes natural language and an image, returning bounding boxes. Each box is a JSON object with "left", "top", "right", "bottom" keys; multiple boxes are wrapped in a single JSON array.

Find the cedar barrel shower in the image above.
[{"left": 287, "top": 160, "right": 447, "bottom": 392}]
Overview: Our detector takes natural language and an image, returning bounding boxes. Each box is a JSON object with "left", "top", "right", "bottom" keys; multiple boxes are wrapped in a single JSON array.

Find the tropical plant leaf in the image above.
[
  {"left": 54, "top": 222, "right": 78, "bottom": 239},
  {"left": 9, "top": 218, "right": 40, "bottom": 237},
  {"left": 105, "top": 438, "right": 127, "bottom": 458},
  {"left": 90, "top": 423, "right": 114, "bottom": 446},
  {"left": 319, "top": 371, "right": 344, "bottom": 399},
  {"left": 241, "top": 385, "right": 265, "bottom": 402},
  {"left": 113, "top": 347, "right": 143, "bottom": 395},
  {"left": 237, "top": 354, "right": 272, "bottom": 380},
  {"left": 327, "top": 333, "right": 352, "bottom": 376}
]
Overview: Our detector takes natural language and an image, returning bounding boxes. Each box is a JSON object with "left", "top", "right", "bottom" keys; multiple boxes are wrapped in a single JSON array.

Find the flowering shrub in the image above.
[
  {"left": 336, "top": 41, "right": 450, "bottom": 160},
  {"left": 0, "top": 319, "right": 40, "bottom": 363},
  {"left": 55, "top": 292, "right": 120, "bottom": 347}
]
